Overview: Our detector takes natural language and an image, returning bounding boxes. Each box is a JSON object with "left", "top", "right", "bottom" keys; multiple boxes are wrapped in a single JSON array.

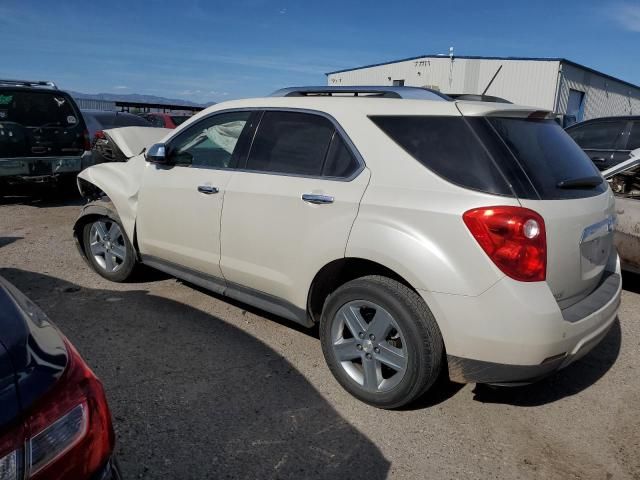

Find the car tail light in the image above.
[
  {"left": 463, "top": 206, "right": 546, "bottom": 282},
  {"left": 0, "top": 340, "right": 114, "bottom": 480}
]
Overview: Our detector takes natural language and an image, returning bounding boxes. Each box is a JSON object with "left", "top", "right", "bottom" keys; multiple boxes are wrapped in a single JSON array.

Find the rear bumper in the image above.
[
  {"left": 422, "top": 254, "right": 622, "bottom": 384},
  {"left": 0, "top": 152, "right": 92, "bottom": 181}
]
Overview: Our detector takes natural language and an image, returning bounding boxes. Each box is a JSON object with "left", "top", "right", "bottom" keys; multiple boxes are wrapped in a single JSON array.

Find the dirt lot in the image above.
[{"left": 1, "top": 195, "right": 639, "bottom": 480}]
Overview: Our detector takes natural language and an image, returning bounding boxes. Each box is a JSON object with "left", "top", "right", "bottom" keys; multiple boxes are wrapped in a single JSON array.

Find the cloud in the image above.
[
  {"left": 279, "top": 8, "right": 287, "bottom": 14},
  {"left": 113, "top": 85, "right": 129, "bottom": 90},
  {"left": 610, "top": 3, "right": 640, "bottom": 32}
]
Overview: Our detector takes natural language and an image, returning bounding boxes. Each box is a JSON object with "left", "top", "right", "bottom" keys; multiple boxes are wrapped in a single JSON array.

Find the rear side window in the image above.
[
  {"left": 370, "top": 116, "right": 513, "bottom": 196},
  {"left": 247, "top": 111, "right": 334, "bottom": 176},
  {"left": 567, "top": 121, "right": 626, "bottom": 149},
  {"left": 0, "top": 91, "right": 81, "bottom": 128},
  {"left": 628, "top": 122, "right": 640, "bottom": 151},
  {"left": 487, "top": 117, "right": 606, "bottom": 199}
]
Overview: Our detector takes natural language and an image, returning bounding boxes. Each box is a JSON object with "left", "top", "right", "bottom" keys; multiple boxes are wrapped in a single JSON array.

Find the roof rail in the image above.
[
  {"left": 270, "top": 86, "right": 450, "bottom": 101},
  {"left": 0, "top": 79, "right": 58, "bottom": 89}
]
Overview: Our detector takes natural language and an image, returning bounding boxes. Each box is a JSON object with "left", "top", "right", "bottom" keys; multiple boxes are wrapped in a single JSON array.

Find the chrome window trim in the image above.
[{"left": 164, "top": 107, "right": 366, "bottom": 181}]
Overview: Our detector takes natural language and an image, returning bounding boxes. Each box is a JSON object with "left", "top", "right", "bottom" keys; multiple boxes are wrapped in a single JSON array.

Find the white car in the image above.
[{"left": 74, "top": 86, "right": 622, "bottom": 408}]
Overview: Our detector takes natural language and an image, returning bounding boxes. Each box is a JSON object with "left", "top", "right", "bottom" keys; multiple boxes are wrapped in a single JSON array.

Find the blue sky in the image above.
[{"left": 1, "top": 0, "right": 639, "bottom": 103}]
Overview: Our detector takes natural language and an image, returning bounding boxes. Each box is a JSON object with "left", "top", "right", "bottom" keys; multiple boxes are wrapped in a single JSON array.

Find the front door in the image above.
[{"left": 136, "top": 111, "right": 253, "bottom": 279}]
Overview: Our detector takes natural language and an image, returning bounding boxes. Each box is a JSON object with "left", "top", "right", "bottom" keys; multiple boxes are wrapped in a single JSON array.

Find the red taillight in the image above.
[
  {"left": 94, "top": 130, "right": 106, "bottom": 140},
  {"left": 0, "top": 339, "right": 114, "bottom": 480},
  {"left": 463, "top": 206, "right": 546, "bottom": 282}
]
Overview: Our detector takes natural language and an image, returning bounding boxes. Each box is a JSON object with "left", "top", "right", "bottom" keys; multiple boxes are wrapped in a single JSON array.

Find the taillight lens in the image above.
[
  {"left": 0, "top": 339, "right": 115, "bottom": 480},
  {"left": 463, "top": 206, "right": 546, "bottom": 282}
]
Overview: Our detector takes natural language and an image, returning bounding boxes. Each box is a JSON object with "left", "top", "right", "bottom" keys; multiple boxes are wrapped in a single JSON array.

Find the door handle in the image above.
[
  {"left": 302, "top": 193, "right": 334, "bottom": 204},
  {"left": 592, "top": 157, "right": 607, "bottom": 163},
  {"left": 197, "top": 185, "right": 219, "bottom": 194}
]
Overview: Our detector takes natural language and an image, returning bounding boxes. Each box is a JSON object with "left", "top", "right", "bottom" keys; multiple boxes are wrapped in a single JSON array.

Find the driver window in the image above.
[{"left": 171, "top": 111, "right": 251, "bottom": 168}]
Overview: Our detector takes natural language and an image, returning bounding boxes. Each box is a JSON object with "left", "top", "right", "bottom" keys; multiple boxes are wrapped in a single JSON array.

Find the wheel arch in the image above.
[
  {"left": 72, "top": 198, "right": 140, "bottom": 265},
  {"left": 307, "top": 257, "right": 419, "bottom": 325}
]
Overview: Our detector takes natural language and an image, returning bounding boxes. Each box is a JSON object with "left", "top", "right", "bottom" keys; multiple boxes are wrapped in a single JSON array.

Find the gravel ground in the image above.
[{"left": 1, "top": 195, "right": 639, "bottom": 480}]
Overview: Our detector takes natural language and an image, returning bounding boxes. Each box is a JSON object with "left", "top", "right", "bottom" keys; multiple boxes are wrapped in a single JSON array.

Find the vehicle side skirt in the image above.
[{"left": 140, "top": 254, "right": 313, "bottom": 328}]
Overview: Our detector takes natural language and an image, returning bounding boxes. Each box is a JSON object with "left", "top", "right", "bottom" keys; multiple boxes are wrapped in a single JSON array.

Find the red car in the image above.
[{"left": 141, "top": 113, "right": 191, "bottom": 129}]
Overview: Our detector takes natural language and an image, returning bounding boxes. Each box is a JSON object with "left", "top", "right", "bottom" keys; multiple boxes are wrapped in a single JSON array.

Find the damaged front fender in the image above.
[{"left": 77, "top": 155, "right": 146, "bottom": 242}]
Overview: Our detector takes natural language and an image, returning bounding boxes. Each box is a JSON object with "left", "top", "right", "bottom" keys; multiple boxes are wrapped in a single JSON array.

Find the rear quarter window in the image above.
[{"left": 370, "top": 115, "right": 513, "bottom": 196}]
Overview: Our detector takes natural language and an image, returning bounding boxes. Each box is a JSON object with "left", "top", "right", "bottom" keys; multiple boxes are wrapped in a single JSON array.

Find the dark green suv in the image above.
[{"left": 0, "top": 79, "right": 91, "bottom": 193}]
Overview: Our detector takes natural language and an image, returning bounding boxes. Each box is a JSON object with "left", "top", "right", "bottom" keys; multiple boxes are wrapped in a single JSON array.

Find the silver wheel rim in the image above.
[
  {"left": 88, "top": 220, "right": 126, "bottom": 273},
  {"left": 330, "top": 300, "right": 408, "bottom": 393}
]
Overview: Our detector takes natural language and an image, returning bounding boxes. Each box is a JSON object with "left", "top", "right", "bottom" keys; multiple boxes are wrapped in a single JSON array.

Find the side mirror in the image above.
[{"left": 145, "top": 143, "right": 172, "bottom": 165}]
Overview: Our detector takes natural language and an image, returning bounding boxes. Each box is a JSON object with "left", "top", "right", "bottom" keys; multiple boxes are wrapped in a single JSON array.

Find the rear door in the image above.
[
  {"left": 136, "top": 110, "right": 254, "bottom": 280},
  {"left": 219, "top": 110, "right": 369, "bottom": 310},
  {"left": 566, "top": 119, "right": 629, "bottom": 170},
  {"left": 0, "top": 89, "right": 86, "bottom": 164},
  {"left": 487, "top": 117, "right": 615, "bottom": 307}
]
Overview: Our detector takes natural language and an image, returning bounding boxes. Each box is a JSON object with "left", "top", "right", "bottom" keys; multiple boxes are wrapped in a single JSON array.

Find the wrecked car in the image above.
[
  {"left": 603, "top": 149, "right": 640, "bottom": 274},
  {"left": 0, "top": 79, "right": 92, "bottom": 193}
]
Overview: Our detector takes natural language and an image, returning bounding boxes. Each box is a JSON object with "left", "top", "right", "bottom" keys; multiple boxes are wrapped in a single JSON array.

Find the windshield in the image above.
[{"left": 0, "top": 90, "right": 81, "bottom": 128}]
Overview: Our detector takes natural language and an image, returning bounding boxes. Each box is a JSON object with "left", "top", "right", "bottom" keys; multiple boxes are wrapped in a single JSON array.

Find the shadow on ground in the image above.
[
  {"left": 0, "top": 184, "right": 83, "bottom": 208},
  {"left": 0, "top": 236, "right": 22, "bottom": 249},
  {"left": 622, "top": 270, "right": 640, "bottom": 294},
  {"left": 472, "top": 318, "right": 621, "bottom": 407},
  {"left": 1, "top": 268, "right": 390, "bottom": 480}
]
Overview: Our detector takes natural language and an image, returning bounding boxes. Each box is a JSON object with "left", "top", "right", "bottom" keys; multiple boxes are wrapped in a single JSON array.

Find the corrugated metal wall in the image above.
[
  {"left": 327, "top": 57, "right": 560, "bottom": 110},
  {"left": 557, "top": 62, "right": 640, "bottom": 120},
  {"left": 73, "top": 98, "right": 116, "bottom": 111}
]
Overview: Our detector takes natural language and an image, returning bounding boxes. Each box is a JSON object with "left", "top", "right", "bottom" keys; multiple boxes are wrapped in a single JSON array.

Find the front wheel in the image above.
[
  {"left": 320, "top": 275, "right": 444, "bottom": 409},
  {"left": 82, "top": 216, "right": 136, "bottom": 282}
]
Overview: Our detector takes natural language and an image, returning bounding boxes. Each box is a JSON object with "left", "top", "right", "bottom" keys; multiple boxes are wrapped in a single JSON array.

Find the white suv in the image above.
[{"left": 74, "top": 86, "right": 622, "bottom": 408}]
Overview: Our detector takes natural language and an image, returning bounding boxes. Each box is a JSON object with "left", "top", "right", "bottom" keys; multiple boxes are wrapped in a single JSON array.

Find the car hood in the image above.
[
  {"left": 602, "top": 148, "right": 640, "bottom": 179},
  {"left": 103, "top": 126, "right": 171, "bottom": 159}
]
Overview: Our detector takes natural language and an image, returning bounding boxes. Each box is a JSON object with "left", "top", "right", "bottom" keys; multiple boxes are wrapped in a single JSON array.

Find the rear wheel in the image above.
[
  {"left": 320, "top": 275, "right": 443, "bottom": 409},
  {"left": 82, "top": 216, "right": 136, "bottom": 282}
]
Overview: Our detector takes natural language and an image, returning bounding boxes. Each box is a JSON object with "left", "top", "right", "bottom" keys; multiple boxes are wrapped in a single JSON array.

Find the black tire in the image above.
[
  {"left": 320, "top": 275, "right": 443, "bottom": 409},
  {"left": 82, "top": 215, "right": 137, "bottom": 282}
]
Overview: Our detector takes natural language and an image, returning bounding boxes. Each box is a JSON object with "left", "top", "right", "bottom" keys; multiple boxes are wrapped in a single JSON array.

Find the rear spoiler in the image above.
[{"left": 602, "top": 148, "right": 640, "bottom": 179}]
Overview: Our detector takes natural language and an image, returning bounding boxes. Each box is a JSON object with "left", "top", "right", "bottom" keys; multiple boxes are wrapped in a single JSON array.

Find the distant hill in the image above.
[{"left": 68, "top": 91, "right": 216, "bottom": 107}]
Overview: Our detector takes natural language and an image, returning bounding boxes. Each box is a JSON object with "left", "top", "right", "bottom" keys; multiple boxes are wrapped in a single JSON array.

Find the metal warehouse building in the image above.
[{"left": 326, "top": 55, "right": 640, "bottom": 125}]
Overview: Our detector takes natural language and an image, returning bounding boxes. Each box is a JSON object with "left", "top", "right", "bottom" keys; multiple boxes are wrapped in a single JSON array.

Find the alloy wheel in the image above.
[
  {"left": 88, "top": 220, "right": 127, "bottom": 273},
  {"left": 330, "top": 300, "right": 408, "bottom": 393}
]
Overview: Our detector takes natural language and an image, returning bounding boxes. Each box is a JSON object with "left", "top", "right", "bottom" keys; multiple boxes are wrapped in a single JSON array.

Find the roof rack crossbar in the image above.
[
  {"left": 0, "top": 79, "right": 58, "bottom": 89},
  {"left": 270, "top": 86, "right": 450, "bottom": 101}
]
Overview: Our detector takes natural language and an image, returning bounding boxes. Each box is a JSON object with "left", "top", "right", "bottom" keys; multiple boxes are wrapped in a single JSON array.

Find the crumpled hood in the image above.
[{"left": 103, "top": 126, "right": 171, "bottom": 159}]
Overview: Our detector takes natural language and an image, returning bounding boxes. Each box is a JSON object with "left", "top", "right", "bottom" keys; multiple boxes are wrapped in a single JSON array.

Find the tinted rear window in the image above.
[
  {"left": 0, "top": 90, "right": 81, "bottom": 128},
  {"left": 370, "top": 116, "right": 513, "bottom": 196},
  {"left": 487, "top": 117, "right": 607, "bottom": 199},
  {"left": 91, "top": 112, "right": 150, "bottom": 128}
]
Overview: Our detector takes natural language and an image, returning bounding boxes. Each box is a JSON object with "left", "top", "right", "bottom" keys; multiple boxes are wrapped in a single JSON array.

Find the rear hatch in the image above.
[
  {"left": 467, "top": 111, "right": 615, "bottom": 308},
  {"left": 0, "top": 89, "right": 86, "bottom": 164}
]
